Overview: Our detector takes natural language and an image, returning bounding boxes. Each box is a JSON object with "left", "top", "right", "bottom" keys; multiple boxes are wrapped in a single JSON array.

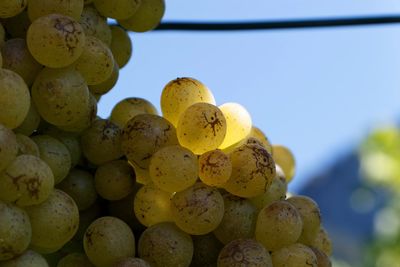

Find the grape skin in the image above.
[
  {"left": 198, "top": 149, "right": 232, "bottom": 187},
  {"left": 109, "top": 26, "right": 132, "bottom": 68},
  {"left": 113, "top": 257, "right": 151, "bottom": 267},
  {"left": 0, "top": 124, "right": 18, "bottom": 172},
  {"left": 0, "top": 250, "right": 49, "bottom": 267},
  {"left": 15, "top": 134, "right": 40, "bottom": 157},
  {"left": 272, "top": 145, "right": 296, "bottom": 182},
  {"left": 27, "top": 0, "right": 84, "bottom": 21},
  {"left": 57, "top": 253, "right": 94, "bottom": 267},
  {"left": 310, "top": 227, "right": 332, "bottom": 256},
  {"left": 191, "top": 233, "right": 223, "bottom": 267},
  {"left": 79, "top": 6, "right": 111, "bottom": 46},
  {"left": 271, "top": 243, "right": 318, "bottom": 267},
  {"left": 0, "top": 0, "right": 27, "bottom": 18},
  {"left": 14, "top": 100, "right": 41, "bottom": 136},
  {"left": 93, "top": 0, "right": 141, "bottom": 20},
  {"left": 89, "top": 61, "right": 119, "bottom": 95}
]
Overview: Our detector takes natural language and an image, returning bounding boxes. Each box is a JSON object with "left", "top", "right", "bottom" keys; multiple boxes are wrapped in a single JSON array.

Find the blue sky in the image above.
[{"left": 99, "top": 1, "right": 400, "bottom": 191}]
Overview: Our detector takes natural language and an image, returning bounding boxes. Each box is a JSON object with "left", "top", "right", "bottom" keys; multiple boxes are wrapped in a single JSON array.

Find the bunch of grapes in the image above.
[{"left": 0, "top": 1, "right": 332, "bottom": 267}]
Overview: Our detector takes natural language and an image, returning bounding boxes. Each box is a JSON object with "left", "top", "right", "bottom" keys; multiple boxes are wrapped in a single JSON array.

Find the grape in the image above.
[
  {"left": 121, "top": 114, "right": 178, "bottom": 169},
  {"left": 79, "top": 6, "right": 111, "bottom": 46},
  {"left": 0, "top": 0, "right": 27, "bottom": 18},
  {"left": 0, "top": 69, "right": 30, "bottom": 129},
  {"left": 177, "top": 103, "right": 227, "bottom": 154},
  {"left": 171, "top": 182, "right": 224, "bottom": 235},
  {"left": 89, "top": 61, "right": 119, "bottom": 95},
  {"left": 218, "top": 103, "right": 252, "bottom": 149},
  {"left": 0, "top": 124, "right": 18, "bottom": 172},
  {"left": 191, "top": 233, "right": 223, "bottom": 267},
  {"left": 15, "top": 134, "right": 40, "bottom": 156},
  {"left": 286, "top": 195, "right": 321, "bottom": 245},
  {"left": 57, "top": 253, "right": 94, "bottom": 267},
  {"left": 25, "top": 189, "right": 79, "bottom": 253},
  {"left": 134, "top": 183, "right": 173, "bottom": 227},
  {"left": 138, "top": 222, "right": 193, "bottom": 267},
  {"left": 149, "top": 145, "right": 198, "bottom": 193},
  {"left": 74, "top": 202, "right": 101, "bottom": 241},
  {"left": 272, "top": 145, "right": 296, "bottom": 182},
  {"left": 2, "top": 11, "right": 30, "bottom": 38},
  {"left": 310, "top": 247, "right": 331, "bottom": 267},
  {"left": 223, "top": 144, "right": 275, "bottom": 198},
  {"left": 43, "top": 239, "right": 83, "bottom": 266},
  {"left": 31, "top": 67, "right": 90, "bottom": 127},
  {"left": 129, "top": 161, "right": 152, "bottom": 185},
  {"left": 84, "top": 216, "right": 136, "bottom": 267},
  {"left": 310, "top": 227, "right": 332, "bottom": 256},
  {"left": 32, "top": 135, "right": 72, "bottom": 184},
  {"left": 113, "top": 257, "right": 151, "bottom": 267},
  {"left": 118, "top": 0, "right": 165, "bottom": 32},
  {"left": 217, "top": 239, "right": 273, "bottom": 267},
  {"left": 0, "top": 201, "right": 31, "bottom": 261},
  {"left": 93, "top": 0, "right": 141, "bottom": 20},
  {"left": 14, "top": 100, "right": 41, "bottom": 136},
  {"left": 213, "top": 194, "right": 257, "bottom": 244},
  {"left": 110, "top": 97, "right": 158, "bottom": 129},
  {"left": 0, "top": 250, "right": 49, "bottom": 267},
  {"left": 95, "top": 160, "right": 135, "bottom": 201},
  {"left": 160, "top": 77, "right": 216, "bottom": 127},
  {"left": 249, "top": 126, "right": 273, "bottom": 154},
  {"left": 1, "top": 38, "right": 43, "bottom": 86},
  {"left": 28, "top": 0, "right": 84, "bottom": 21},
  {"left": 255, "top": 200, "right": 303, "bottom": 251},
  {"left": 198, "top": 149, "right": 232, "bottom": 187},
  {"left": 57, "top": 169, "right": 97, "bottom": 211},
  {"left": 80, "top": 119, "right": 124, "bottom": 165},
  {"left": 27, "top": 14, "right": 86, "bottom": 68},
  {"left": 109, "top": 26, "right": 132, "bottom": 68},
  {"left": 0, "top": 155, "right": 54, "bottom": 206},
  {"left": 271, "top": 243, "right": 318, "bottom": 267},
  {"left": 74, "top": 36, "right": 114, "bottom": 85}
]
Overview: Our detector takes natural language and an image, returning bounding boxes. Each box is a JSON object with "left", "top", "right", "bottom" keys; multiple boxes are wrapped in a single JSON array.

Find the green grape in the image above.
[
  {"left": 171, "top": 182, "right": 224, "bottom": 235},
  {"left": 27, "top": 14, "right": 86, "bottom": 68},
  {"left": 138, "top": 222, "right": 193, "bottom": 267},
  {"left": 94, "top": 160, "right": 135, "bottom": 201},
  {"left": 57, "top": 253, "right": 94, "bottom": 267},
  {"left": 89, "top": 61, "right": 119, "bottom": 95},
  {"left": 271, "top": 243, "right": 318, "bottom": 267},
  {"left": 249, "top": 164, "right": 287, "bottom": 210},
  {"left": 198, "top": 149, "right": 232, "bottom": 187},
  {"left": 79, "top": 6, "right": 111, "bottom": 46},
  {"left": 0, "top": 155, "right": 54, "bottom": 206},
  {"left": 0, "top": 0, "right": 27, "bottom": 18},
  {"left": 28, "top": 0, "right": 84, "bottom": 21},
  {"left": 32, "top": 135, "right": 72, "bottom": 184},
  {"left": 129, "top": 161, "right": 151, "bottom": 185},
  {"left": 217, "top": 239, "right": 273, "bottom": 267},
  {"left": 191, "top": 233, "right": 223, "bottom": 267},
  {"left": 134, "top": 183, "right": 173, "bottom": 227},
  {"left": 113, "top": 257, "right": 151, "bottom": 267},
  {"left": 0, "top": 69, "right": 30, "bottom": 129},
  {"left": 31, "top": 67, "right": 90, "bottom": 127},
  {"left": 57, "top": 169, "right": 97, "bottom": 211},
  {"left": 118, "top": 0, "right": 165, "bottom": 32},
  {"left": 80, "top": 119, "right": 124, "bottom": 165},
  {"left": 1, "top": 38, "right": 43, "bottom": 86},
  {"left": 310, "top": 227, "right": 332, "bottom": 256},
  {"left": 94, "top": 0, "right": 141, "bottom": 20},
  {"left": 177, "top": 102, "right": 227, "bottom": 154},
  {"left": 223, "top": 144, "right": 275, "bottom": 198},
  {"left": 272, "top": 145, "right": 296, "bottom": 182},
  {"left": 43, "top": 239, "right": 83, "bottom": 266},
  {"left": 74, "top": 202, "right": 101, "bottom": 241},
  {"left": 213, "top": 194, "right": 257, "bottom": 244},
  {"left": 122, "top": 114, "right": 178, "bottom": 169},
  {"left": 0, "top": 124, "right": 18, "bottom": 172},
  {"left": 218, "top": 103, "right": 252, "bottom": 149},
  {"left": 2, "top": 11, "right": 30, "bottom": 38},
  {"left": 110, "top": 97, "right": 158, "bottom": 129},
  {"left": 249, "top": 126, "right": 273, "bottom": 154},
  {"left": 149, "top": 145, "right": 198, "bottom": 193},
  {"left": 84, "top": 216, "right": 135, "bottom": 267},
  {"left": 286, "top": 195, "right": 321, "bottom": 245},
  {"left": 255, "top": 200, "right": 303, "bottom": 251},
  {"left": 109, "top": 26, "right": 132, "bottom": 68},
  {"left": 14, "top": 100, "right": 41, "bottom": 136},
  {"left": 25, "top": 189, "right": 79, "bottom": 253},
  {"left": 160, "top": 77, "right": 216, "bottom": 127},
  {"left": 74, "top": 36, "right": 114, "bottom": 85},
  {"left": 0, "top": 201, "right": 31, "bottom": 261},
  {"left": 15, "top": 134, "right": 40, "bottom": 156},
  {"left": 0, "top": 250, "right": 49, "bottom": 267},
  {"left": 310, "top": 247, "right": 331, "bottom": 267}
]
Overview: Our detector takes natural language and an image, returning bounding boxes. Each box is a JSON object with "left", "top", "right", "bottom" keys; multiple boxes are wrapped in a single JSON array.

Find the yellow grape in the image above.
[
  {"left": 271, "top": 243, "right": 318, "bottom": 267},
  {"left": 310, "top": 227, "right": 332, "bottom": 256},
  {"left": 0, "top": 124, "right": 18, "bottom": 172},
  {"left": 272, "top": 144, "right": 296, "bottom": 182},
  {"left": 310, "top": 247, "right": 332, "bottom": 267},
  {"left": 198, "top": 149, "right": 232, "bottom": 187},
  {"left": 14, "top": 100, "right": 41, "bottom": 136},
  {"left": 1, "top": 11, "right": 30, "bottom": 39},
  {"left": 93, "top": 0, "right": 141, "bottom": 20},
  {"left": 57, "top": 253, "right": 94, "bottom": 267},
  {"left": 249, "top": 126, "right": 273, "bottom": 154},
  {"left": 79, "top": 6, "right": 111, "bottom": 46},
  {"left": 0, "top": 0, "right": 27, "bottom": 18},
  {"left": 129, "top": 161, "right": 151, "bottom": 185},
  {"left": 191, "top": 233, "right": 223, "bottom": 267},
  {"left": 28, "top": 0, "right": 84, "bottom": 21},
  {"left": 15, "top": 134, "right": 40, "bottom": 157},
  {"left": 89, "top": 61, "right": 119, "bottom": 95},
  {"left": 0, "top": 250, "right": 49, "bottom": 267},
  {"left": 113, "top": 257, "right": 151, "bottom": 267},
  {"left": 109, "top": 26, "right": 132, "bottom": 68}
]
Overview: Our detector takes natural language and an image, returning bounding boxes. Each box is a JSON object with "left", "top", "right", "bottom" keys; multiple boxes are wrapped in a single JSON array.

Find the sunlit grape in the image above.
[
  {"left": 28, "top": 0, "right": 84, "bottom": 21},
  {"left": 272, "top": 145, "right": 296, "bottom": 182},
  {"left": 271, "top": 243, "right": 318, "bottom": 267},
  {"left": 109, "top": 26, "right": 132, "bottom": 68},
  {"left": 198, "top": 149, "right": 232, "bottom": 187},
  {"left": 93, "top": 0, "right": 141, "bottom": 20}
]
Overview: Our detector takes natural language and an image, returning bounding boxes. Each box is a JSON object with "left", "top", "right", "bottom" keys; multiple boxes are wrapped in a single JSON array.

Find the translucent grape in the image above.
[
  {"left": 0, "top": 0, "right": 27, "bottom": 18},
  {"left": 25, "top": 189, "right": 79, "bottom": 253},
  {"left": 14, "top": 100, "right": 41, "bottom": 136},
  {"left": 0, "top": 201, "right": 31, "bottom": 261},
  {"left": 27, "top": 14, "right": 86, "bottom": 68},
  {"left": 0, "top": 124, "right": 18, "bottom": 172},
  {"left": 272, "top": 145, "right": 296, "bottom": 182},
  {"left": 84, "top": 216, "right": 135, "bottom": 267},
  {"left": 129, "top": 161, "right": 152, "bottom": 185},
  {"left": 149, "top": 145, "right": 198, "bottom": 193},
  {"left": 138, "top": 222, "right": 193, "bottom": 267},
  {"left": 15, "top": 134, "right": 40, "bottom": 156},
  {"left": 0, "top": 250, "right": 49, "bottom": 267},
  {"left": 109, "top": 26, "right": 132, "bottom": 68},
  {"left": 0, "top": 155, "right": 54, "bottom": 206},
  {"left": 177, "top": 102, "right": 227, "bottom": 154},
  {"left": 171, "top": 182, "right": 224, "bottom": 235},
  {"left": 89, "top": 61, "right": 119, "bottom": 95},
  {"left": 271, "top": 243, "right": 318, "bottom": 267},
  {"left": 255, "top": 200, "right": 303, "bottom": 251},
  {"left": 0, "top": 69, "right": 30, "bottom": 129},
  {"left": 110, "top": 97, "right": 158, "bottom": 129},
  {"left": 93, "top": 0, "right": 141, "bottom": 20},
  {"left": 198, "top": 149, "right": 232, "bottom": 187},
  {"left": 95, "top": 160, "right": 135, "bottom": 200},
  {"left": 310, "top": 227, "right": 332, "bottom": 256},
  {"left": 191, "top": 233, "right": 223, "bottom": 267},
  {"left": 160, "top": 77, "right": 216, "bottom": 127},
  {"left": 310, "top": 247, "right": 332, "bottom": 267},
  {"left": 249, "top": 126, "right": 273, "bottom": 154},
  {"left": 113, "top": 257, "right": 151, "bottom": 267},
  {"left": 217, "top": 239, "right": 273, "bottom": 267},
  {"left": 223, "top": 144, "right": 275, "bottom": 198},
  {"left": 218, "top": 103, "right": 252, "bottom": 149},
  {"left": 57, "top": 253, "right": 94, "bottom": 267},
  {"left": 1, "top": 11, "right": 30, "bottom": 39},
  {"left": 32, "top": 135, "right": 72, "bottom": 184},
  {"left": 28, "top": 0, "right": 84, "bottom": 21},
  {"left": 79, "top": 6, "right": 111, "bottom": 46}
]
